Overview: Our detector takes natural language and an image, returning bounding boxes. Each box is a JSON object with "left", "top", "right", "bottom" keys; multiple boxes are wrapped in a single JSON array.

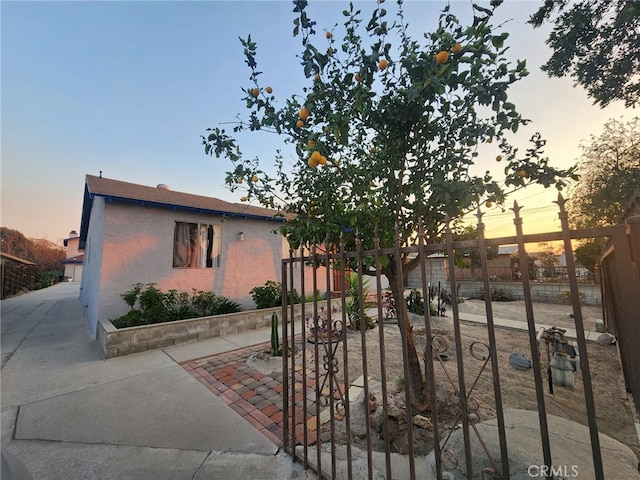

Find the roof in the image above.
[
  {"left": 61, "top": 254, "right": 84, "bottom": 265},
  {"left": 78, "top": 175, "right": 285, "bottom": 250},
  {"left": 0, "top": 252, "right": 36, "bottom": 265},
  {"left": 497, "top": 245, "right": 518, "bottom": 255}
]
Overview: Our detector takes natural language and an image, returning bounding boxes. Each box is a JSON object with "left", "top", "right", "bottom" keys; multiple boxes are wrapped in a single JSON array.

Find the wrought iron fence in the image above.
[{"left": 279, "top": 196, "right": 636, "bottom": 479}]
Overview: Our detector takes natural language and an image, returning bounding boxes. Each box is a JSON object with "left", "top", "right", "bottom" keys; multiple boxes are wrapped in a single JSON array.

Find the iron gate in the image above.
[{"left": 280, "top": 195, "right": 639, "bottom": 479}]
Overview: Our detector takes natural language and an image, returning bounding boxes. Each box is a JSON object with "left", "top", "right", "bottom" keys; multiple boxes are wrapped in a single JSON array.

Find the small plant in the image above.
[
  {"left": 250, "top": 280, "right": 282, "bottom": 309},
  {"left": 480, "top": 288, "right": 516, "bottom": 302},
  {"left": 406, "top": 289, "right": 441, "bottom": 316},
  {"left": 345, "top": 273, "right": 375, "bottom": 330},
  {"left": 406, "top": 289, "right": 425, "bottom": 315},
  {"left": 270, "top": 312, "right": 282, "bottom": 356},
  {"left": 396, "top": 374, "right": 405, "bottom": 392},
  {"left": 557, "top": 290, "right": 586, "bottom": 305}
]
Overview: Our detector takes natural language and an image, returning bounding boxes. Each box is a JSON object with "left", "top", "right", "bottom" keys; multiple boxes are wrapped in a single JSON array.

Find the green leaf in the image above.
[{"left": 491, "top": 36, "right": 504, "bottom": 49}]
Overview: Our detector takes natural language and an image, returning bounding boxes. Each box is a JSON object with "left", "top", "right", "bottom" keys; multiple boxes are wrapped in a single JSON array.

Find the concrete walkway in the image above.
[
  {"left": 1, "top": 284, "right": 312, "bottom": 480},
  {"left": 2, "top": 284, "right": 637, "bottom": 479}
]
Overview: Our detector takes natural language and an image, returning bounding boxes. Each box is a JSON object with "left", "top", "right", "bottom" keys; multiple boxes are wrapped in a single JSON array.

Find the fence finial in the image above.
[
  {"left": 417, "top": 217, "right": 426, "bottom": 243},
  {"left": 556, "top": 192, "right": 567, "bottom": 211},
  {"left": 444, "top": 214, "right": 452, "bottom": 234},
  {"left": 511, "top": 200, "right": 523, "bottom": 225}
]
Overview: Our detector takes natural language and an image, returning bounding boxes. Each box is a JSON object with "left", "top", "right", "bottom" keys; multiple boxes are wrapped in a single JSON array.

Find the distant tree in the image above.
[
  {"left": 1, "top": 227, "right": 65, "bottom": 286},
  {"left": 567, "top": 117, "right": 640, "bottom": 229},
  {"left": 529, "top": 0, "right": 640, "bottom": 108},
  {"left": 574, "top": 237, "right": 606, "bottom": 276},
  {"left": 452, "top": 225, "right": 498, "bottom": 268},
  {"left": 536, "top": 242, "right": 559, "bottom": 278},
  {"left": 30, "top": 238, "right": 65, "bottom": 274},
  {"left": 0, "top": 227, "right": 32, "bottom": 259}
]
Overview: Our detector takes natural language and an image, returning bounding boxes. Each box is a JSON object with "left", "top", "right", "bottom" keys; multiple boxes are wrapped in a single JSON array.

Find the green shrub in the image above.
[
  {"left": 345, "top": 273, "right": 376, "bottom": 330},
  {"left": 480, "top": 288, "right": 516, "bottom": 302},
  {"left": 406, "top": 289, "right": 440, "bottom": 316},
  {"left": 112, "top": 310, "right": 142, "bottom": 329},
  {"left": 111, "top": 284, "right": 241, "bottom": 328},
  {"left": 557, "top": 290, "right": 586, "bottom": 305},
  {"left": 250, "top": 280, "right": 300, "bottom": 309}
]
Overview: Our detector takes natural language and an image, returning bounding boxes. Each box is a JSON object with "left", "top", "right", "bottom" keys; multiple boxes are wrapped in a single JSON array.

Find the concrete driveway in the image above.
[{"left": 1, "top": 283, "right": 311, "bottom": 480}]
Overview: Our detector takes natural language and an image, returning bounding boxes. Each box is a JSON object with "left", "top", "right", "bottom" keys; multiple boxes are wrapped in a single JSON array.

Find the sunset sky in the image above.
[{"left": 2, "top": 1, "right": 635, "bottom": 245}]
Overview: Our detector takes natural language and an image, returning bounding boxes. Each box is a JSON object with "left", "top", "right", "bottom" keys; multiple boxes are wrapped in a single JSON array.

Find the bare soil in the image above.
[{"left": 252, "top": 299, "right": 639, "bottom": 459}]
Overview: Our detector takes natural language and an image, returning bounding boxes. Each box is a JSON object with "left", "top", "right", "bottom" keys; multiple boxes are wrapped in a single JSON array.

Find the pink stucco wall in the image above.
[{"left": 80, "top": 199, "right": 329, "bottom": 337}]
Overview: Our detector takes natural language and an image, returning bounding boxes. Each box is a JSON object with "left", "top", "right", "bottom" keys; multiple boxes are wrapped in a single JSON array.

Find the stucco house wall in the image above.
[
  {"left": 78, "top": 175, "right": 328, "bottom": 338},
  {"left": 62, "top": 231, "right": 83, "bottom": 282},
  {"left": 80, "top": 197, "right": 106, "bottom": 336}
]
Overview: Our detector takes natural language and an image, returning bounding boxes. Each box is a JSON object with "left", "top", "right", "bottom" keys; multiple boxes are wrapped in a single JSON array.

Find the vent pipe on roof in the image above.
[{"left": 157, "top": 184, "right": 170, "bottom": 190}]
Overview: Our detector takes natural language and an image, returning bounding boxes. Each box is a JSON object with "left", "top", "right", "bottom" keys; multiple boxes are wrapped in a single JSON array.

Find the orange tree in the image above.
[{"left": 203, "top": 0, "right": 575, "bottom": 412}]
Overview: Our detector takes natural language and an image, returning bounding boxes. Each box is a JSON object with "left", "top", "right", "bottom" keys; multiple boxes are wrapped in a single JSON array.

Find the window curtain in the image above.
[{"left": 174, "top": 223, "right": 197, "bottom": 267}]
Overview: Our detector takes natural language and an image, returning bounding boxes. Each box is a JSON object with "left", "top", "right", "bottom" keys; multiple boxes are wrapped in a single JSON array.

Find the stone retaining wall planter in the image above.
[
  {"left": 451, "top": 281, "right": 602, "bottom": 306},
  {"left": 97, "top": 305, "right": 311, "bottom": 359}
]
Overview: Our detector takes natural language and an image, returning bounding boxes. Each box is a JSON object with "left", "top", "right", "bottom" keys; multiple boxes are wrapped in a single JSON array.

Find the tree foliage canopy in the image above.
[
  {"left": 204, "top": 0, "right": 575, "bottom": 257},
  {"left": 529, "top": 0, "right": 640, "bottom": 108},
  {"left": 567, "top": 117, "right": 640, "bottom": 229},
  {"left": 0, "top": 227, "right": 65, "bottom": 273}
]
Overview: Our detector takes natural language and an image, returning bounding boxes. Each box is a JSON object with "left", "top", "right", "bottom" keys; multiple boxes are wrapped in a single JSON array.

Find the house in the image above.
[
  {"left": 78, "top": 174, "right": 328, "bottom": 338},
  {"left": 61, "top": 230, "right": 83, "bottom": 282}
]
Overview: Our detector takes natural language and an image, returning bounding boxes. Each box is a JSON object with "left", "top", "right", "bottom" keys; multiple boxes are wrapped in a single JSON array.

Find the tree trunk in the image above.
[{"left": 387, "top": 270, "right": 431, "bottom": 413}]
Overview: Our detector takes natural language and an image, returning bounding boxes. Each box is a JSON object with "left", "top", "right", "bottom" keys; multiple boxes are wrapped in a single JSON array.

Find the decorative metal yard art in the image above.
[
  {"left": 277, "top": 194, "right": 636, "bottom": 480},
  {"left": 306, "top": 306, "right": 347, "bottom": 416}
]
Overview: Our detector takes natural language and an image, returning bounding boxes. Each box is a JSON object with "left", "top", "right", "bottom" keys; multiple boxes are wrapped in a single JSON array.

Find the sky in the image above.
[{"left": 1, "top": 0, "right": 636, "bottom": 245}]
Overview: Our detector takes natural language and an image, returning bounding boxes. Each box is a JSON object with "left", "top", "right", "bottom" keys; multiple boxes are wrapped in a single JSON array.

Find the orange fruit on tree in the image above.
[
  {"left": 252, "top": 88, "right": 260, "bottom": 97},
  {"left": 241, "top": 196, "right": 248, "bottom": 202},
  {"left": 487, "top": 137, "right": 493, "bottom": 144},
  {"left": 451, "top": 42, "right": 462, "bottom": 54},
  {"left": 236, "top": 177, "right": 243, "bottom": 184},
  {"left": 486, "top": 200, "right": 493, "bottom": 208},
  {"left": 299, "top": 107, "right": 309, "bottom": 120},
  {"left": 265, "top": 86, "right": 273, "bottom": 94},
  {"left": 314, "top": 74, "right": 320, "bottom": 81},
  {"left": 308, "top": 151, "right": 322, "bottom": 169},
  {"left": 252, "top": 175, "right": 259, "bottom": 183},
  {"left": 354, "top": 73, "right": 362, "bottom": 82},
  {"left": 378, "top": 58, "right": 389, "bottom": 70},
  {"left": 435, "top": 50, "right": 449, "bottom": 64},
  {"left": 496, "top": 155, "right": 502, "bottom": 162},
  {"left": 325, "top": 31, "right": 332, "bottom": 39},
  {"left": 318, "top": 155, "right": 327, "bottom": 165},
  {"left": 518, "top": 169, "right": 528, "bottom": 178},
  {"left": 296, "top": 120, "right": 304, "bottom": 128}
]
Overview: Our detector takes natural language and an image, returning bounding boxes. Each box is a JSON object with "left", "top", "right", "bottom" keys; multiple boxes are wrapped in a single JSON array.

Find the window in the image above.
[{"left": 173, "top": 222, "right": 220, "bottom": 268}]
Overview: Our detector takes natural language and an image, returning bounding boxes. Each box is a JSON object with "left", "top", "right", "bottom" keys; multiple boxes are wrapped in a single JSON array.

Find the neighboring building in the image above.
[
  {"left": 78, "top": 174, "right": 328, "bottom": 338},
  {"left": 61, "top": 230, "right": 83, "bottom": 282}
]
